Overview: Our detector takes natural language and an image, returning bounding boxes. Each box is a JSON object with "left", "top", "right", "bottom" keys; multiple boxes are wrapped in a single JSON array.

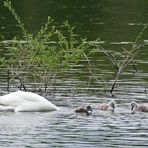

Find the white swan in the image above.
[{"left": 0, "top": 91, "right": 59, "bottom": 112}]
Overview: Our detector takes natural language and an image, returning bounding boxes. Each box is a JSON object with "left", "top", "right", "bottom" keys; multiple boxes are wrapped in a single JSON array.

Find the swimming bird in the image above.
[
  {"left": 98, "top": 100, "right": 115, "bottom": 112},
  {"left": 75, "top": 105, "right": 93, "bottom": 115},
  {"left": 0, "top": 90, "right": 59, "bottom": 112},
  {"left": 130, "top": 101, "right": 148, "bottom": 113}
]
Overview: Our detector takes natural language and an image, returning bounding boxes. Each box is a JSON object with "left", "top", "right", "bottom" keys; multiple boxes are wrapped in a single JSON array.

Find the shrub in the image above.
[{"left": 2, "top": 0, "right": 91, "bottom": 92}]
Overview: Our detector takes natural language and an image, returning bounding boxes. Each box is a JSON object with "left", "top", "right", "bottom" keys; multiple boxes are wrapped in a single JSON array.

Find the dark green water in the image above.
[{"left": 0, "top": 0, "right": 148, "bottom": 148}]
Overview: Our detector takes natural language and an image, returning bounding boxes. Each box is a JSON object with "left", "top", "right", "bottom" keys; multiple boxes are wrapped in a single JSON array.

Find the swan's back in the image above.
[{"left": 0, "top": 91, "right": 59, "bottom": 112}]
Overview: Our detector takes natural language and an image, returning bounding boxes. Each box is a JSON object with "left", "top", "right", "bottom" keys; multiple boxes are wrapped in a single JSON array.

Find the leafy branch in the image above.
[{"left": 2, "top": 0, "right": 91, "bottom": 93}]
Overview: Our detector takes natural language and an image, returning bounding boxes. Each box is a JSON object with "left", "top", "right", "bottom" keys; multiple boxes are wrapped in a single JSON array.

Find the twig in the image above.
[
  {"left": 83, "top": 52, "right": 107, "bottom": 93},
  {"left": 7, "top": 70, "right": 10, "bottom": 93},
  {"left": 45, "top": 72, "right": 57, "bottom": 92},
  {"left": 144, "top": 87, "right": 147, "bottom": 94},
  {"left": 9, "top": 73, "right": 27, "bottom": 91},
  {"left": 110, "top": 48, "right": 138, "bottom": 94},
  {"left": 135, "top": 23, "right": 148, "bottom": 43},
  {"left": 100, "top": 46, "right": 119, "bottom": 71}
]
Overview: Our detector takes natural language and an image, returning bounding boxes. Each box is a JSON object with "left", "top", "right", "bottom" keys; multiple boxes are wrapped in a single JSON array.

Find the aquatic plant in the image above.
[
  {"left": 109, "top": 23, "right": 148, "bottom": 94},
  {"left": 1, "top": 0, "right": 147, "bottom": 95},
  {"left": 2, "top": 0, "right": 91, "bottom": 93},
  {"left": 91, "top": 23, "right": 148, "bottom": 94}
]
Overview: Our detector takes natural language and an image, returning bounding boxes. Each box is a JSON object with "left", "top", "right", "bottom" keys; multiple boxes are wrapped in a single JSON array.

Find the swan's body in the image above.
[
  {"left": 0, "top": 91, "right": 59, "bottom": 112},
  {"left": 130, "top": 101, "right": 148, "bottom": 113},
  {"left": 98, "top": 100, "right": 115, "bottom": 112}
]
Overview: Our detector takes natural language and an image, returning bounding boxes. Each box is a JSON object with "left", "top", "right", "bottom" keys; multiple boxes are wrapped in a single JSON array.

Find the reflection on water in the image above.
[{"left": 0, "top": 0, "right": 148, "bottom": 147}]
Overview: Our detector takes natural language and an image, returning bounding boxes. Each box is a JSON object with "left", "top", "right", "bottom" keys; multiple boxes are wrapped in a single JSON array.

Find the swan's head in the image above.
[
  {"left": 86, "top": 105, "right": 93, "bottom": 114},
  {"left": 109, "top": 100, "right": 115, "bottom": 111},
  {"left": 130, "top": 101, "right": 138, "bottom": 111}
]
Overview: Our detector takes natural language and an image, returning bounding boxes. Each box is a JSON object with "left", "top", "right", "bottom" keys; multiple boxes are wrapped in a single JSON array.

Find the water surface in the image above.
[{"left": 0, "top": 0, "right": 148, "bottom": 147}]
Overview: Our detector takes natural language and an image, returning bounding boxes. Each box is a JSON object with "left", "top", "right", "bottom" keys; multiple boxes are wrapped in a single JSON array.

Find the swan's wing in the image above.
[
  {"left": 15, "top": 91, "right": 48, "bottom": 102},
  {"left": 0, "top": 91, "right": 44, "bottom": 105},
  {"left": 0, "top": 92, "right": 25, "bottom": 107},
  {"left": 15, "top": 91, "right": 59, "bottom": 111},
  {"left": 0, "top": 91, "right": 59, "bottom": 111}
]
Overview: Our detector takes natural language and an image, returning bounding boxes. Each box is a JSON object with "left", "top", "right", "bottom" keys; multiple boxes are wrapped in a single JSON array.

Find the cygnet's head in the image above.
[
  {"left": 109, "top": 100, "right": 115, "bottom": 111},
  {"left": 130, "top": 101, "right": 138, "bottom": 111},
  {"left": 86, "top": 105, "right": 93, "bottom": 114}
]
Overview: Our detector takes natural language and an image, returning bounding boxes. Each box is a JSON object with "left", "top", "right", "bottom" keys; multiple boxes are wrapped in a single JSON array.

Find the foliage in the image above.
[
  {"left": 1, "top": 0, "right": 147, "bottom": 95},
  {"left": 2, "top": 0, "right": 91, "bottom": 92}
]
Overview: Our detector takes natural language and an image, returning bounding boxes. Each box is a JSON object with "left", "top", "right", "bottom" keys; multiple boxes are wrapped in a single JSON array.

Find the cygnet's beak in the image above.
[
  {"left": 90, "top": 107, "right": 93, "bottom": 112},
  {"left": 112, "top": 104, "right": 115, "bottom": 110},
  {"left": 131, "top": 105, "right": 134, "bottom": 111}
]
